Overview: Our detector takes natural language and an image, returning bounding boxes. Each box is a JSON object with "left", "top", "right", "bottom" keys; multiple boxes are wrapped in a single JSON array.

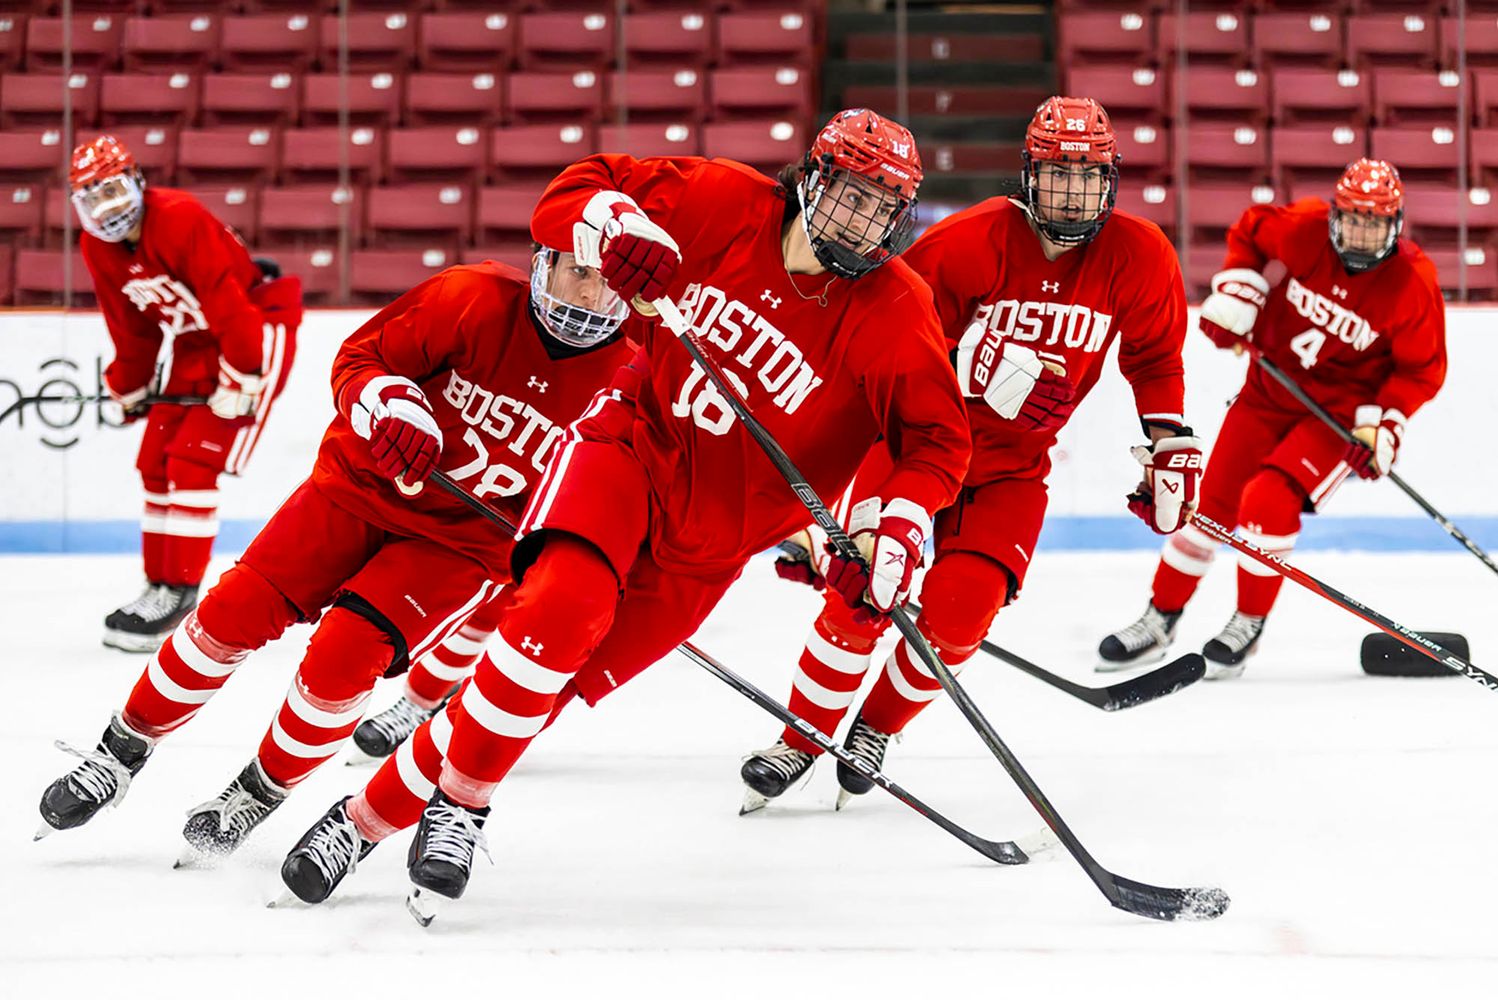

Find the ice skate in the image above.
[
  {"left": 835, "top": 714, "right": 894, "bottom": 811},
  {"left": 37, "top": 714, "right": 154, "bottom": 838},
  {"left": 178, "top": 760, "right": 288, "bottom": 863},
  {"left": 1202, "top": 612, "right": 1266, "bottom": 680},
  {"left": 1097, "top": 603, "right": 1182, "bottom": 672},
  {"left": 103, "top": 582, "right": 198, "bottom": 653},
  {"left": 279, "top": 797, "right": 376, "bottom": 904},
  {"left": 406, "top": 791, "right": 491, "bottom": 926},
  {"left": 739, "top": 739, "right": 814, "bottom": 814},
  {"left": 351, "top": 694, "right": 442, "bottom": 760}
]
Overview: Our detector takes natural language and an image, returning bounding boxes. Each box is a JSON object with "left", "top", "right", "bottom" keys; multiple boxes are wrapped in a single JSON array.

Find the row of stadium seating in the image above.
[
  {"left": 11, "top": 0, "right": 805, "bottom": 10},
  {"left": 0, "top": 10, "right": 816, "bottom": 74},
  {"left": 0, "top": 67, "right": 815, "bottom": 128},
  {"left": 1061, "top": 10, "right": 1498, "bottom": 67}
]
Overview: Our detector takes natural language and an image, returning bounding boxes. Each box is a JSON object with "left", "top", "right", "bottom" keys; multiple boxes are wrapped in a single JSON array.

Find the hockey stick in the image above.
[
  {"left": 0, "top": 393, "right": 208, "bottom": 425},
  {"left": 651, "top": 296, "right": 1229, "bottom": 922},
  {"left": 1252, "top": 352, "right": 1498, "bottom": 578},
  {"left": 1189, "top": 512, "right": 1498, "bottom": 691},
  {"left": 424, "top": 469, "right": 1048, "bottom": 867}
]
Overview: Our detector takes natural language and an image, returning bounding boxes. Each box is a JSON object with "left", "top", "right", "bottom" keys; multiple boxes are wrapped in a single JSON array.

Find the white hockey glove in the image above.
[
  {"left": 825, "top": 497, "right": 930, "bottom": 614},
  {"left": 1347, "top": 405, "right": 1405, "bottom": 480},
  {"left": 1127, "top": 434, "right": 1204, "bottom": 534},
  {"left": 1200, "top": 268, "right": 1269, "bottom": 352},
  {"left": 954, "top": 321, "right": 1075, "bottom": 429},
  {"left": 207, "top": 358, "right": 265, "bottom": 425}
]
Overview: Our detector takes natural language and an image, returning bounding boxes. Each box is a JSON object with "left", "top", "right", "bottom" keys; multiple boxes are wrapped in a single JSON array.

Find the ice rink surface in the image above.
[{"left": 5, "top": 548, "right": 1498, "bottom": 998}]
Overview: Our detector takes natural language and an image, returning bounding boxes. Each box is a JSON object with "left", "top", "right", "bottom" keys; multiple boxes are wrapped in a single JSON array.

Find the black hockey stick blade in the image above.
[
  {"left": 1094, "top": 653, "right": 1207, "bottom": 711},
  {"left": 1109, "top": 875, "right": 1231, "bottom": 922}
]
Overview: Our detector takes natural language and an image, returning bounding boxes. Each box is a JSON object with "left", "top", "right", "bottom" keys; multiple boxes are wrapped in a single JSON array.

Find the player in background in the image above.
[
  {"left": 36, "top": 237, "right": 635, "bottom": 857},
  {"left": 71, "top": 135, "right": 302, "bottom": 653},
  {"left": 742, "top": 96, "right": 1199, "bottom": 810},
  {"left": 1098, "top": 159, "right": 1446, "bottom": 678},
  {"left": 280, "top": 109, "right": 971, "bottom": 919}
]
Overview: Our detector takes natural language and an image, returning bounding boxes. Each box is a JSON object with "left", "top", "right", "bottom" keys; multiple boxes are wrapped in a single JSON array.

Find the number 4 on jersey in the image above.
[{"left": 1289, "top": 328, "right": 1326, "bottom": 369}]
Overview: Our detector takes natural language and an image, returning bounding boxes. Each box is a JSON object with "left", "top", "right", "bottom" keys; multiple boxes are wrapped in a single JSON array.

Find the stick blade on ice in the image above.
[{"left": 1110, "top": 876, "right": 1231, "bottom": 922}]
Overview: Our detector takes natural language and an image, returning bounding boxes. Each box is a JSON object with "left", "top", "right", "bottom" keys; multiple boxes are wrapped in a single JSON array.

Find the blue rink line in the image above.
[{"left": 3, "top": 516, "right": 1498, "bottom": 555}]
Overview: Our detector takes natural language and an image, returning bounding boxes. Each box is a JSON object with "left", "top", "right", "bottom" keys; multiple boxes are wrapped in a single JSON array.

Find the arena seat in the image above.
[
  {"left": 1156, "top": 11, "right": 1247, "bottom": 63},
  {"left": 0, "top": 128, "right": 69, "bottom": 183},
  {"left": 0, "top": 73, "right": 99, "bottom": 129},
  {"left": 488, "top": 123, "right": 596, "bottom": 180},
  {"left": 319, "top": 12, "right": 416, "bottom": 72},
  {"left": 1440, "top": 16, "right": 1498, "bottom": 68},
  {"left": 417, "top": 11, "right": 516, "bottom": 72},
  {"left": 476, "top": 182, "right": 545, "bottom": 247},
  {"left": 1271, "top": 124, "right": 1369, "bottom": 187},
  {"left": 1252, "top": 12, "right": 1344, "bottom": 67},
  {"left": 518, "top": 12, "right": 616, "bottom": 71},
  {"left": 349, "top": 247, "right": 452, "bottom": 304},
  {"left": 1371, "top": 67, "right": 1461, "bottom": 124},
  {"left": 701, "top": 119, "right": 804, "bottom": 173},
  {"left": 0, "top": 16, "right": 27, "bottom": 73},
  {"left": 258, "top": 182, "right": 360, "bottom": 249},
  {"left": 366, "top": 182, "right": 473, "bottom": 247},
  {"left": 1066, "top": 66, "right": 1164, "bottom": 124},
  {"left": 1270, "top": 67, "right": 1372, "bottom": 125},
  {"left": 386, "top": 126, "right": 486, "bottom": 184},
  {"left": 710, "top": 66, "right": 813, "bottom": 120},
  {"left": 0, "top": 183, "right": 44, "bottom": 246},
  {"left": 1057, "top": 10, "right": 1154, "bottom": 66},
  {"left": 301, "top": 73, "right": 402, "bottom": 127},
  {"left": 1371, "top": 124, "right": 1462, "bottom": 179},
  {"left": 219, "top": 14, "right": 319, "bottom": 72},
  {"left": 405, "top": 72, "right": 503, "bottom": 126},
  {"left": 200, "top": 72, "right": 300, "bottom": 126},
  {"left": 279, "top": 126, "right": 383, "bottom": 184},
  {"left": 622, "top": 11, "right": 713, "bottom": 66},
  {"left": 506, "top": 70, "right": 605, "bottom": 123},
  {"left": 25, "top": 16, "right": 124, "bottom": 72},
  {"left": 597, "top": 122, "right": 701, "bottom": 159},
  {"left": 605, "top": 69, "right": 706, "bottom": 121},
  {"left": 99, "top": 73, "right": 199, "bottom": 128},
  {"left": 120, "top": 14, "right": 218, "bottom": 73},
  {"left": 1347, "top": 13, "right": 1439, "bottom": 68},
  {"left": 177, "top": 126, "right": 279, "bottom": 184},
  {"left": 1171, "top": 66, "right": 1270, "bottom": 123},
  {"left": 716, "top": 10, "right": 815, "bottom": 66}
]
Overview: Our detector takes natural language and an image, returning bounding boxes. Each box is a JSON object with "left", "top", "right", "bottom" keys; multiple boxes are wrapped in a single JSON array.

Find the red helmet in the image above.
[
  {"left": 797, "top": 108, "right": 922, "bottom": 279},
  {"left": 1330, "top": 158, "right": 1404, "bottom": 273},
  {"left": 1021, "top": 96, "right": 1119, "bottom": 247},
  {"left": 70, "top": 134, "right": 137, "bottom": 191}
]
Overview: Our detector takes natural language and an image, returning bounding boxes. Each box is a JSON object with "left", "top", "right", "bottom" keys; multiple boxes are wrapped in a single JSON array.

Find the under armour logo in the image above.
[
  {"left": 527, "top": 377, "right": 548, "bottom": 393},
  {"left": 1041, "top": 280, "right": 1060, "bottom": 293},
  {"left": 760, "top": 290, "right": 781, "bottom": 309},
  {"left": 128, "top": 263, "right": 144, "bottom": 274},
  {"left": 520, "top": 635, "right": 545, "bottom": 656},
  {"left": 1331, "top": 285, "right": 1348, "bottom": 300}
]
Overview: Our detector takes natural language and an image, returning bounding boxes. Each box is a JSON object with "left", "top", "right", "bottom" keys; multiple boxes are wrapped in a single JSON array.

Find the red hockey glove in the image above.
[
  {"left": 1127, "top": 434, "right": 1204, "bottom": 534},
  {"left": 825, "top": 497, "right": 931, "bottom": 615},
  {"left": 774, "top": 530, "right": 826, "bottom": 590},
  {"left": 1013, "top": 365, "right": 1077, "bottom": 431},
  {"left": 354, "top": 378, "right": 443, "bottom": 488},
  {"left": 575, "top": 191, "right": 681, "bottom": 305},
  {"left": 1346, "top": 405, "right": 1405, "bottom": 480},
  {"left": 953, "top": 325, "right": 1075, "bottom": 430},
  {"left": 1199, "top": 268, "right": 1268, "bottom": 352},
  {"left": 207, "top": 358, "right": 265, "bottom": 427}
]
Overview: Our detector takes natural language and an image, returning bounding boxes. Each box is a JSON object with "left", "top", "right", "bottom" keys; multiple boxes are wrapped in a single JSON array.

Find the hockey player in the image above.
[
  {"left": 740, "top": 96, "right": 1198, "bottom": 810},
  {"left": 280, "top": 109, "right": 971, "bottom": 918},
  {"left": 71, "top": 134, "right": 302, "bottom": 652},
  {"left": 1098, "top": 158, "right": 1445, "bottom": 678},
  {"left": 36, "top": 239, "right": 636, "bottom": 856}
]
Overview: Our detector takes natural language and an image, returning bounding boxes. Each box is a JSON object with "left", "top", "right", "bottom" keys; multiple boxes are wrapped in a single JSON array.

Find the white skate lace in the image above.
[
  {"left": 421, "top": 798, "right": 493, "bottom": 871},
  {"left": 845, "top": 722, "right": 894, "bottom": 770},
  {"left": 748, "top": 741, "right": 813, "bottom": 782},
  {"left": 362, "top": 698, "right": 432, "bottom": 746},
  {"left": 187, "top": 780, "right": 276, "bottom": 835},
  {"left": 53, "top": 740, "right": 135, "bottom": 808},
  {"left": 1113, "top": 607, "right": 1175, "bottom": 653},
  {"left": 119, "top": 584, "right": 176, "bottom": 621},
  {"left": 301, "top": 807, "right": 368, "bottom": 881},
  {"left": 1214, "top": 612, "right": 1265, "bottom": 654}
]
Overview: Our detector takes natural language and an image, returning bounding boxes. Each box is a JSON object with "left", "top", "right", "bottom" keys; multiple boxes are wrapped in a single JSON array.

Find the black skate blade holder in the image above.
[{"left": 1361, "top": 632, "right": 1471, "bottom": 677}]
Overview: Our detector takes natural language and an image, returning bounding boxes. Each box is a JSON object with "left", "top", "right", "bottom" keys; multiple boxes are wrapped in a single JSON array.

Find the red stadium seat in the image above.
[
  {"left": 387, "top": 126, "right": 486, "bottom": 183},
  {"left": 489, "top": 123, "right": 595, "bottom": 179},
  {"left": 1371, "top": 124, "right": 1462, "bottom": 178},
  {"left": 219, "top": 14, "right": 319, "bottom": 72},
  {"left": 405, "top": 73, "right": 504, "bottom": 126},
  {"left": 1270, "top": 67, "right": 1372, "bottom": 125},
  {"left": 105, "top": 125, "right": 178, "bottom": 183},
  {"left": 716, "top": 10, "right": 815, "bottom": 66},
  {"left": 0, "top": 244, "right": 13, "bottom": 305},
  {"left": 1065, "top": 66, "right": 1164, "bottom": 125},
  {"left": 1183, "top": 124, "right": 1270, "bottom": 181},
  {"left": 0, "top": 73, "right": 99, "bottom": 129},
  {"left": 13, "top": 247, "right": 91, "bottom": 307},
  {"left": 1401, "top": 182, "right": 1498, "bottom": 237},
  {"left": 476, "top": 182, "right": 545, "bottom": 246},
  {"left": 606, "top": 69, "right": 707, "bottom": 121},
  {"left": 301, "top": 73, "right": 402, "bottom": 127},
  {"left": 1441, "top": 17, "right": 1498, "bottom": 68},
  {"left": 1372, "top": 67, "right": 1462, "bottom": 124},
  {"left": 1114, "top": 182, "right": 1176, "bottom": 235},
  {"left": 188, "top": 184, "right": 260, "bottom": 245},
  {"left": 1171, "top": 66, "right": 1270, "bottom": 123},
  {"left": 178, "top": 127, "right": 279, "bottom": 184},
  {"left": 258, "top": 183, "right": 360, "bottom": 249},
  {"left": 710, "top": 66, "right": 813, "bottom": 120},
  {"left": 1474, "top": 69, "right": 1498, "bottom": 127},
  {"left": 418, "top": 12, "right": 517, "bottom": 73},
  {"left": 461, "top": 245, "right": 533, "bottom": 272},
  {"left": 623, "top": 11, "right": 713, "bottom": 66},
  {"left": 366, "top": 183, "right": 472, "bottom": 248},
  {"left": 25, "top": 16, "right": 125, "bottom": 72},
  {"left": 121, "top": 14, "right": 218, "bottom": 73},
  {"left": 1057, "top": 11, "right": 1153, "bottom": 67},
  {"left": 281, "top": 126, "right": 384, "bottom": 183},
  {"left": 0, "top": 128, "right": 68, "bottom": 183},
  {"left": 271, "top": 246, "right": 343, "bottom": 306},
  {"left": 1183, "top": 243, "right": 1229, "bottom": 302},
  {"left": 506, "top": 71, "right": 605, "bottom": 123},
  {"left": 41, "top": 185, "right": 71, "bottom": 248},
  {"left": 320, "top": 12, "right": 416, "bottom": 72},
  {"left": 0, "top": 183, "right": 44, "bottom": 245},
  {"left": 1157, "top": 11, "right": 1247, "bottom": 63},
  {"left": 99, "top": 73, "right": 199, "bottom": 127},
  {"left": 701, "top": 119, "right": 804, "bottom": 172},
  {"left": 1474, "top": 128, "right": 1498, "bottom": 185},
  {"left": 1183, "top": 182, "right": 1281, "bottom": 239},
  {"left": 1112, "top": 122, "right": 1169, "bottom": 178},
  {"left": 1422, "top": 245, "right": 1497, "bottom": 297},
  {"left": 1253, "top": 12, "right": 1344, "bottom": 67},
  {"left": 1271, "top": 124, "right": 1369, "bottom": 186},
  {"left": 200, "top": 72, "right": 300, "bottom": 126},
  {"left": 598, "top": 123, "right": 700, "bottom": 159},
  {"left": 349, "top": 247, "right": 453, "bottom": 304},
  {"left": 518, "top": 12, "right": 616, "bottom": 71},
  {"left": 1347, "top": 13, "right": 1438, "bottom": 68},
  {"left": 0, "top": 16, "right": 26, "bottom": 74}
]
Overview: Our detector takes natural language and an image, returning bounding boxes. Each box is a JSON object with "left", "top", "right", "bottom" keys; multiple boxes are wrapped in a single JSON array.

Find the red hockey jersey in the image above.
[
  {"left": 1225, "top": 198, "right": 1446, "bottom": 419},
  {"left": 904, "top": 197, "right": 1188, "bottom": 484},
  {"left": 316, "top": 262, "right": 634, "bottom": 577},
  {"left": 81, "top": 187, "right": 276, "bottom": 397},
  {"left": 530, "top": 154, "right": 971, "bottom": 576}
]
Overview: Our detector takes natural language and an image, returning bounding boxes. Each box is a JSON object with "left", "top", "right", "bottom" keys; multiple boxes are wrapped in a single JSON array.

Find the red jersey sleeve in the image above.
[
  {"left": 1377, "top": 251, "right": 1447, "bottom": 417},
  {"left": 1114, "top": 224, "right": 1188, "bottom": 427},
  {"left": 83, "top": 237, "right": 163, "bottom": 394},
  {"left": 332, "top": 269, "right": 483, "bottom": 421},
  {"left": 1223, "top": 198, "right": 1328, "bottom": 275},
  {"left": 174, "top": 205, "right": 266, "bottom": 374},
  {"left": 896, "top": 206, "right": 992, "bottom": 346}
]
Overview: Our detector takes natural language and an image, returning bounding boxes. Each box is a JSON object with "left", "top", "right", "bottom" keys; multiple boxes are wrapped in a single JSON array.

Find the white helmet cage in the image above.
[{"left": 529, "top": 249, "right": 629, "bottom": 349}]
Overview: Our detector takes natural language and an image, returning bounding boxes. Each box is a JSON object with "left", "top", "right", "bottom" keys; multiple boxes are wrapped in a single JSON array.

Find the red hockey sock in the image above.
[
  {"left": 141, "top": 477, "right": 170, "bottom": 583},
  {"left": 439, "top": 537, "right": 619, "bottom": 807},
  {"left": 403, "top": 593, "right": 509, "bottom": 708},
  {"left": 1235, "top": 470, "right": 1303, "bottom": 618},
  {"left": 1150, "top": 521, "right": 1222, "bottom": 613},
  {"left": 160, "top": 458, "right": 220, "bottom": 587},
  {"left": 781, "top": 596, "right": 888, "bottom": 754}
]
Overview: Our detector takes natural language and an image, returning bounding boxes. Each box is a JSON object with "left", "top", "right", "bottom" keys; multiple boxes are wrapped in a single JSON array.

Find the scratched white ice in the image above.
[{"left": 5, "top": 549, "right": 1497, "bottom": 998}]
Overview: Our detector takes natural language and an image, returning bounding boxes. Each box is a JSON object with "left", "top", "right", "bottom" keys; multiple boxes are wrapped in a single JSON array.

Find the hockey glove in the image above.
[
  {"left": 1346, "top": 405, "right": 1405, "bottom": 479},
  {"left": 954, "top": 323, "right": 1075, "bottom": 430},
  {"left": 1200, "top": 268, "right": 1269, "bottom": 352},
  {"left": 106, "top": 381, "right": 150, "bottom": 423},
  {"left": 826, "top": 497, "right": 931, "bottom": 615},
  {"left": 774, "top": 530, "right": 827, "bottom": 590},
  {"left": 574, "top": 191, "right": 681, "bottom": 305},
  {"left": 1127, "top": 434, "right": 1204, "bottom": 534},
  {"left": 207, "top": 357, "right": 265, "bottom": 426},
  {"left": 352, "top": 377, "right": 443, "bottom": 487}
]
